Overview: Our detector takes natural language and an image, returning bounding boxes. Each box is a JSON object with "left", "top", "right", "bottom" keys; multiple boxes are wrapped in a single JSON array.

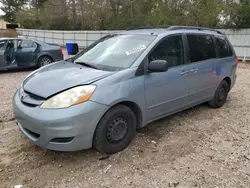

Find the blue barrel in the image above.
[{"left": 66, "top": 43, "right": 79, "bottom": 55}]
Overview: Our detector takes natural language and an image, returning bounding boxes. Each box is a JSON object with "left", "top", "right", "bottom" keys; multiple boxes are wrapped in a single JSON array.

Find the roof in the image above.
[
  {"left": 0, "top": 37, "right": 46, "bottom": 44},
  {"left": 0, "top": 37, "right": 21, "bottom": 40},
  {"left": 119, "top": 29, "right": 170, "bottom": 35}
]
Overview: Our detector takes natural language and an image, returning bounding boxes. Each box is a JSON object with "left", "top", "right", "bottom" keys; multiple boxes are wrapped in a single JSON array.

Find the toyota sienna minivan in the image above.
[{"left": 13, "top": 26, "right": 238, "bottom": 154}]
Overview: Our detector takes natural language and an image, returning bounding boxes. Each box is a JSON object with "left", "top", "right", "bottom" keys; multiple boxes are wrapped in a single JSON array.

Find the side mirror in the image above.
[{"left": 148, "top": 60, "right": 168, "bottom": 73}]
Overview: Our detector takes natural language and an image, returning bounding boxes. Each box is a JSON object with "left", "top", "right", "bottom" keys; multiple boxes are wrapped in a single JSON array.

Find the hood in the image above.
[{"left": 23, "top": 61, "right": 114, "bottom": 98}]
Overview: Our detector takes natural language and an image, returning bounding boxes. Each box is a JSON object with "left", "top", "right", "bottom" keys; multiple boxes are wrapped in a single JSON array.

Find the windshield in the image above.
[{"left": 74, "top": 34, "right": 156, "bottom": 71}]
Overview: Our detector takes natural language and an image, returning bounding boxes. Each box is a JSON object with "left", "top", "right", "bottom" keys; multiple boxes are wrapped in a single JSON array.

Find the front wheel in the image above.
[
  {"left": 208, "top": 80, "right": 229, "bottom": 108},
  {"left": 93, "top": 105, "right": 137, "bottom": 154}
]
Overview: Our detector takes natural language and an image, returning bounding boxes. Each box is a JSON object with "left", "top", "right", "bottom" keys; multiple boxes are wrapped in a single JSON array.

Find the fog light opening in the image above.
[{"left": 50, "top": 137, "right": 74, "bottom": 143}]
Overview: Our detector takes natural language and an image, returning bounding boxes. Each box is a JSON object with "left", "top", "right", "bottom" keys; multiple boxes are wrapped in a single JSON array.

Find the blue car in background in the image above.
[
  {"left": 0, "top": 38, "right": 64, "bottom": 70},
  {"left": 13, "top": 26, "right": 238, "bottom": 154}
]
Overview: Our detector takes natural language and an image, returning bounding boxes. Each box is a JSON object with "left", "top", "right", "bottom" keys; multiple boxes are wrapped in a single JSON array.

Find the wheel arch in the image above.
[
  {"left": 223, "top": 77, "right": 231, "bottom": 90},
  {"left": 116, "top": 101, "right": 143, "bottom": 129},
  {"left": 38, "top": 54, "right": 54, "bottom": 62},
  {"left": 98, "top": 100, "right": 143, "bottom": 129}
]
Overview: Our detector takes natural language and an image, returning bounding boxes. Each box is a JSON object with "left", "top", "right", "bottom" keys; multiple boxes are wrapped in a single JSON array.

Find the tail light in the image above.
[
  {"left": 59, "top": 48, "right": 63, "bottom": 53},
  {"left": 235, "top": 56, "right": 239, "bottom": 64}
]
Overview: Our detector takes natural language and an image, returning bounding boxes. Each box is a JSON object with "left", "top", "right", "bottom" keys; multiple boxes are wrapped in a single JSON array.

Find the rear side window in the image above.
[
  {"left": 19, "top": 40, "right": 37, "bottom": 49},
  {"left": 187, "top": 35, "right": 216, "bottom": 63},
  {"left": 216, "top": 37, "right": 234, "bottom": 58}
]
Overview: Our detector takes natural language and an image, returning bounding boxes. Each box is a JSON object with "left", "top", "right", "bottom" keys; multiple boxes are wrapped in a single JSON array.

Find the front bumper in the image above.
[{"left": 13, "top": 90, "right": 109, "bottom": 151}]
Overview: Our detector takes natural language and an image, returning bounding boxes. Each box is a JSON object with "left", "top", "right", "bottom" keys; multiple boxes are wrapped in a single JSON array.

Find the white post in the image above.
[{"left": 243, "top": 55, "right": 246, "bottom": 63}]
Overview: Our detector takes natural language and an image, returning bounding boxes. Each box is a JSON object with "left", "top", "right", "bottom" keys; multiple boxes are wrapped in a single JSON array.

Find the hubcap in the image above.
[
  {"left": 40, "top": 57, "right": 51, "bottom": 67},
  {"left": 107, "top": 117, "right": 128, "bottom": 144}
]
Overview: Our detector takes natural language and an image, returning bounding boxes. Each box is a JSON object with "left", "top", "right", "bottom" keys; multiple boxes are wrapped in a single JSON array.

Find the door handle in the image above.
[
  {"left": 189, "top": 68, "right": 198, "bottom": 74},
  {"left": 181, "top": 70, "right": 189, "bottom": 76}
]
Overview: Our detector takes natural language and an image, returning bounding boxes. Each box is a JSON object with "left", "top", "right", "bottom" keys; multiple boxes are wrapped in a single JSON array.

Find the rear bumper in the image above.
[
  {"left": 13, "top": 90, "right": 109, "bottom": 151},
  {"left": 54, "top": 53, "right": 64, "bottom": 61}
]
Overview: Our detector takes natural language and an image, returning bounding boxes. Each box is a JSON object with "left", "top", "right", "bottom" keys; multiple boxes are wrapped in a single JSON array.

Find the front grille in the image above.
[
  {"left": 21, "top": 101, "right": 38, "bottom": 107},
  {"left": 20, "top": 89, "right": 45, "bottom": 107},
  {"left": 24, "top": 90, "right": 45, "bottom": 101}
]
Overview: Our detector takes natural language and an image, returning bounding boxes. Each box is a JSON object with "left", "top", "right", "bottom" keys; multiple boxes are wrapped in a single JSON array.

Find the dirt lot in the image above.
[{"left": 0, "top": 64, "right": 250, "bottom": 188}]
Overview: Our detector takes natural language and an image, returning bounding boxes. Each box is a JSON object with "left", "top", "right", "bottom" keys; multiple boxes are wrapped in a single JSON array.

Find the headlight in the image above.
[{"left": 40, "top": 85, "right": 96, "bottom": 109}]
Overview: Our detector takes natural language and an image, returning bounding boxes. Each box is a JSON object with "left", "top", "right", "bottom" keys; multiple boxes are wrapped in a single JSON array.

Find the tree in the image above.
[
  {"left": 12, "top": 0, "right": 250, "bottom": 30},
  {"left": 230, "top": 0, "right": 250, "bottom": 28},
  {"left": 0, "top": 0, "right": 28, "bottom": 23},
  {"left": 16, "top": 8, "right": 41, "bottom": 28},
  {"left": 30, "top": 0, "right": 48, "bottom": 7}
]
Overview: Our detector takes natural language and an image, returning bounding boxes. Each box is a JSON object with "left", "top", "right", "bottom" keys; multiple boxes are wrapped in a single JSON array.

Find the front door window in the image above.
[{"left": 149, "top": 35, "right": 184, "bottom": 68}]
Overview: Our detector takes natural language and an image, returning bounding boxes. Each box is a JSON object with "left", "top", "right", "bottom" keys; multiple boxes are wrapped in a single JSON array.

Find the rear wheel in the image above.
[
  {"left": 38, "top": 56, "right": 52, "bottom": 68},
  {"left": 208, "top": 80, "right": 229, "bottom": 108},
  {"left": 93, "top": 105, "right": 136, "bottom": 154}
]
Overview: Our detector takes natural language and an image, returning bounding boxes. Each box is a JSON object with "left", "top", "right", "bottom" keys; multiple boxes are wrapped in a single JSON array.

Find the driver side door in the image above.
[
  {"left": 16, "top": 40, "right": 38, "bottom": 67},
  {"left": 145, "top": 35, "right": 192, "bottom": 122}
]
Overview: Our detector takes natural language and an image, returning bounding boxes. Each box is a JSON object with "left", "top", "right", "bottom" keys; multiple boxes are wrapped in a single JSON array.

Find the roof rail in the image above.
[
  {"left": 126, "top": 25, "right": 224, "bottom": 35},
  {"left": 167, "top": 26, "right": 224, "bottom": 35},
  {"left": 126, "top": 25, "right": 171, "bottom": 30}
]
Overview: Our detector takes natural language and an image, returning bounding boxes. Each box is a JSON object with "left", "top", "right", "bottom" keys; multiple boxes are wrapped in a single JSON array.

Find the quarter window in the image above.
[
  {"left": 149, "top": 35, "right": 184, "bottom": 68},
  {"left": 216, "top": 37, "right": 233, "bottom": 58},
  {"left": 187, "top": 35, "right": 216, "bottom": 63}
]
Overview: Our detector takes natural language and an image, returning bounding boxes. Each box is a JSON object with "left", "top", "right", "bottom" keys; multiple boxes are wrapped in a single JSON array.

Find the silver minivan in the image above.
[{"left": 13, "top": 26, "right": 238, "bottom": 154}]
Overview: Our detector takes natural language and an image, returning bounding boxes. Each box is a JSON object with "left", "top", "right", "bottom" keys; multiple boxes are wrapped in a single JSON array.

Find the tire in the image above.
[
  {"left": 37, "top": 56, "right": 52, "bottom": 68},
  {"left": 93, "top": 105, "right": 137, "bottom": 154},
  {"left": 208, "top": 80, "right": 230, "bottom": 108}
]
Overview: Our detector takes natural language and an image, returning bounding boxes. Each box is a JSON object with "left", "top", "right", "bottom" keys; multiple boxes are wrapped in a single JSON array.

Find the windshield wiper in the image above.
[{"left": 75, "top": 61, "right": 99, "bottom": 70}]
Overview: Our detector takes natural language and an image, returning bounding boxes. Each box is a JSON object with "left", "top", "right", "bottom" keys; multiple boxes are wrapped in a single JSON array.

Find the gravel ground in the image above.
[{"left": 0, "top": 64, "right": 250, "bottom": 188}]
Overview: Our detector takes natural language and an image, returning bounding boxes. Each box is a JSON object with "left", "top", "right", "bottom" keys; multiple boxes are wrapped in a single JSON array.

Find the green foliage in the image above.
[
  {"left": 2, "top": 0, "right": 250, "bottom": 30},
  {"left": 15, "top": 8, "right": 40, "bottom": 29},
  {"left": 1, "top": 0, "right": 28, "bottom": 23},
  {"left": 230, "top": 0, "right": 250, "bottom": 28},
  {"left": 30, "top": 0, "right": 48, "bottom": 7}
]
